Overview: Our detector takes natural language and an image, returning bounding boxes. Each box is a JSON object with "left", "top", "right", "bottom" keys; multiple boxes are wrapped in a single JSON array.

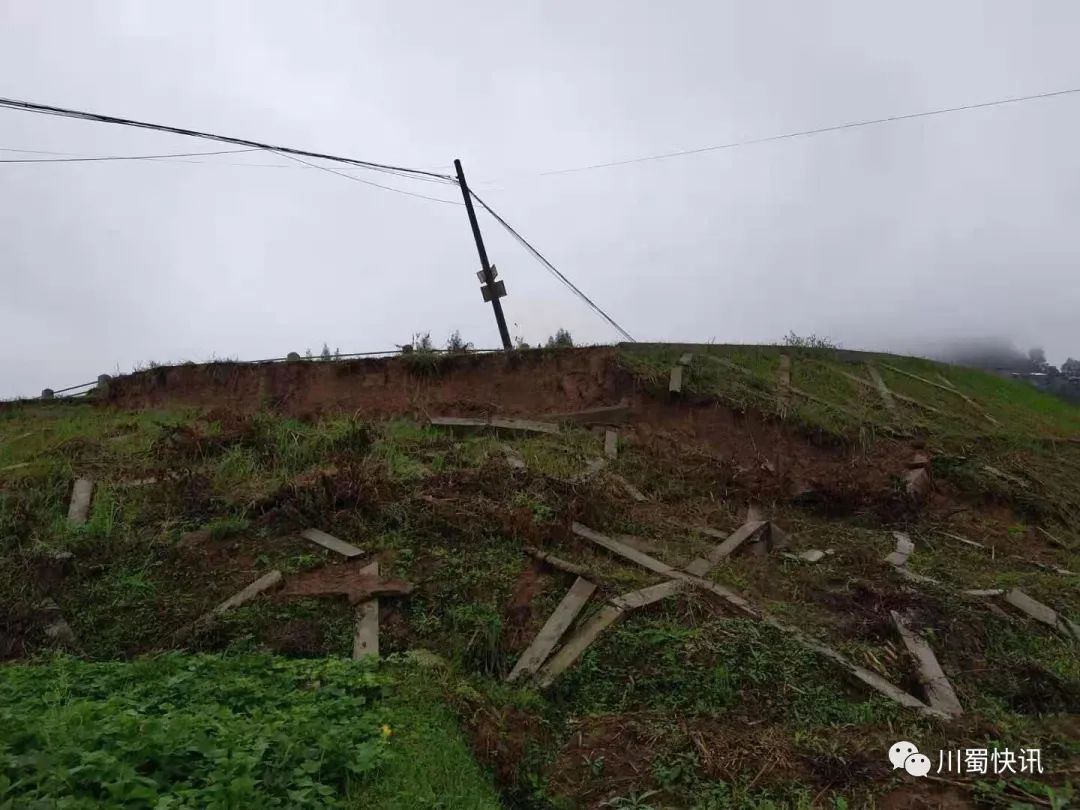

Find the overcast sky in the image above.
[{"left": 2, "top": 1, "right": 1079, "bottom": 398}]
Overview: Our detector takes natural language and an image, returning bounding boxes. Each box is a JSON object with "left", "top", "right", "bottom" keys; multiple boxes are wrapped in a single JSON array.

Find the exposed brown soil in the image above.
[
  {"left": 276, "top": 559, "right": 413, "bottom": 604},
  {"left": 501, "top": 559, "right": 545, "bottom": 651},
  {"left": 0, "top": 608, "right": 41, "bottom": 661},
  {"left": 107, "top": 348, "right": 624, "bottom": 419},
  {"left": 549, "top": 714, "right": 666, "bottom": 806},
  {"left": 878, "top": 784, "right": 976, "bottom": 809},
  {"left": 263, "top": 618, "right": 326, "bottom": 657}
]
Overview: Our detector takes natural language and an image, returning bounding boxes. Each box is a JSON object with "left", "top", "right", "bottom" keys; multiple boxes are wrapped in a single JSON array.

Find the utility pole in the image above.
[{"left": 455, "top": 158, "right": 512, "bottom": 351}]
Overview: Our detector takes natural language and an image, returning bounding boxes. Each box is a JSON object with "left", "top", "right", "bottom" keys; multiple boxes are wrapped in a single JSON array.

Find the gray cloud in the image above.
[{"left": 2, "top": 0, "right": 1079, "bottom": 397}]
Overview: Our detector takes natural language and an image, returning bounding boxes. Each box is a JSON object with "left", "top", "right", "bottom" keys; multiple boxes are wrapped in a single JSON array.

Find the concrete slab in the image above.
[
  {"left": 501, "top": 445, "right": 526, "bottom": 470},
  {"left": 904, "top": 468, "right": 931, "bottom": 498},
  {"left": 300, "top": 528, "right": 364, "bottom": 558},
  {"left": 611, "top": 474, "right": 647, "bottom": 502},
  {"left": 668, "top": 365, "right": 684, "bottom": 394},
  {"left": 67, "top": 478, "right": 93, "bottom": 525},
  {"left": 215, "top": 570, "right": 283, "bottom": 613},
  {"left": 353, "top": 561, "right": 380, "bottom": 660},
  {"left": 553, "top": 403, "right": 630, "bottom": 425},
  {"left": 1004, "top": 588, "right": 1059, "bottom": 628},
  {"left": 891, "top": 611, "right": 963, "bottom": 717},
  {"left": 885, "top": 532, "right": 915, "bottom": 567},
  {"left": 603, "top": 430, "right": 618, "bottom": 459}
]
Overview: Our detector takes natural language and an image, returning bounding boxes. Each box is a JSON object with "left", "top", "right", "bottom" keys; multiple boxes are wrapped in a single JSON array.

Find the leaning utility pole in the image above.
[{"left": 454, "top": 158, "right": 512, "bottom": 351}]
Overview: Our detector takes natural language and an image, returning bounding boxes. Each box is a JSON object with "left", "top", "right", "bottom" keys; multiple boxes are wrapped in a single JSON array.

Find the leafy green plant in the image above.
[
  {"left": 0, "top": 654, "right": 386, "bottom": 808},
  {"left": 600, "top": 789, "right": 659, "bottom": 809}
]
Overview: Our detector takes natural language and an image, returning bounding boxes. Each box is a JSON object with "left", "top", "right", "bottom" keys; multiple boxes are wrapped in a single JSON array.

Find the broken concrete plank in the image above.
[
  {"left": 300, "top": 528, "right": 364, "bottom": 558},
  {"left": 573, "top": 522, "right": 757, "bottom": 617},
  {"left": 677, "top": 353, "right": 693, "bottom": 366},
  {"left": 964, "top": 588, "right": 1006, "bottom": 597},
  {"left": 577, "top": 457, "right": 608, "bottom": 481},
  {"left": 763, "top": 616, "right": 944, "bottom": 718},
  {"left": 904, "top": 467, "right": 930, "bottom": 498},
  {"left": 429, "top": 416, "right": 559, "bottom": 435},
  {"left": 524, "top": 546, "right": 593, "bottom": 578},
  {"left": 1036, "top": 526, "right": 1070, "bottom": 549},
  {"left": 0, "top": 462, "right": 31, "bottom": 473},
  {"left": 866, "top": 363, "right": 896, "bottom": 412},
  {"left": 908, "top": 452, "right": 930, "bottom": 469},
  {"left": 884, "top": 532, "right": 915, "bottom": 567},
  {"left": 941, "top": 531, "right": 986, "bottom": 550},
  {"left": 572, "top": 522, "right": 674, "bottom": 576},
  {"left": 215, "top": 570, "right": 284, "bottom": 613},
  {"left": 789, "top": 386, "right": 866, "bottom": 422},
  {"left": 353, "top": 561, "right": 380, "bottom": 660},
  {"left": 880, "top": 363, "right": 1001, "bottom": 426},
  {"left": 501, "top": 445, "right": 526, "bottom": 470},
  {"left": 38, "top": 599, "right": 77, "bottom": 648},
  {"left": 891, "top": 611, "right": 963, "bottom": 717},
  {"left": 508, "top": 576, "right": 596, "bottom": 682},
  {"left": 668, "top": 365, "right": 684, "bottom": 394},
  {"left": 983, "top": 465, "right": 1030, "bottom": 489},
  {"left": 612, "top": 579, "right": 683, "bottom": 609},
  {"left": 612, "top": 474, "right": 647, "bottom": 502},
  {"left": 777, "top": 354, "right": 792, "bottom": 410},
  {"left": 113, "top": 477, "right": 159, "bottom": 488},
  {"left": 429, "top": 415, "right": 487, "bottom": 431},
  {"left": 686, "top": 520, "right": 768, "bottom": 572},
  {"left": 612, "top": 533, "right": 661, "bottom": 555},
  {"left": 881, "top": 363, "right": 973, "bottom": 401},
  {"left": 553, "top": 403, "right": 630, "bottom": 426},
  {"left": 842, "top": 367, "right": 943, "bottom": 415},
  {"left": 894, "top": 567, "right": 940, "bottom": 586},
  {"left": 603, "top": 429, "right": 618, "bottom": 459},
  {"left": 67, "top": 478, "right": 94, "bottom": 525},
  {"left": 767, "top": 522, "right": 792, "bottom": 551},
  {"left": 489, "top": 417, "right": 560, "bottom": 435},
  {"left": 690, "top": 525, "right": 729, "bottom": 541},
  {"left": 536, "top": 604, "right": 624, "bottom": 687},
  {"left": 1004, "top": 589, "right": 1059, "bottom": 629},
  {"left": 935, "top": 373, "right": 958, "bottom": 391}
]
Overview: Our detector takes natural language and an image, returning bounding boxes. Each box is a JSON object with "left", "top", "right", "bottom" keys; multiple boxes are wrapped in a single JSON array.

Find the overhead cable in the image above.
[
  {"left": 0, "top": 95, "right": 454, "bottom": 182},
  {"left": 0, "top": 147, "right": 258, "bottom": 163},
  {"left": 468, "top": 190, "right": 635, "bottom": 342},
  {"left": 535, "top": 86, "right": 1080, "bottom": 177},
  {"left": 270, "top": 150, "right": 463, "bottom": 205}
]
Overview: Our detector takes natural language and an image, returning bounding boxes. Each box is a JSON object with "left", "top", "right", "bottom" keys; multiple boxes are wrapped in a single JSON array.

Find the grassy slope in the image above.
[
  {"left": 620, "top": 343, "right": 1080, "bottom": 525},
  {"left": 0, "top": 346, "right": 1078, "bottom": 808}
]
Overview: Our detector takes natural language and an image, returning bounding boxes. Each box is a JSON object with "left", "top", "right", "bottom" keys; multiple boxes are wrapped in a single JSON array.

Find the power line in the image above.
[
  {"left": 0, "top": 95, "right": 454, "bottom": 182},
  {"left": 0, "top": 147, "right": 258, "bottom": 163},
  {"left": 467, "top": 190, "right": 635, "bottom": 342},
  {"left": 535, "top": 86, "right": 1080, "bottom": 177},
  {"left": 271, "top": 150, "right": 463, "bottom": 205},
  {"left": 0, "top": 144, "right": 456, "bottom": 175}
]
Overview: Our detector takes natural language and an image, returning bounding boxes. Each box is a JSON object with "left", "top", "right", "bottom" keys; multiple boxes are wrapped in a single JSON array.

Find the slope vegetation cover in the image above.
[{"left": 0, "top": 343, "right": 1077, "bottom": 808}]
